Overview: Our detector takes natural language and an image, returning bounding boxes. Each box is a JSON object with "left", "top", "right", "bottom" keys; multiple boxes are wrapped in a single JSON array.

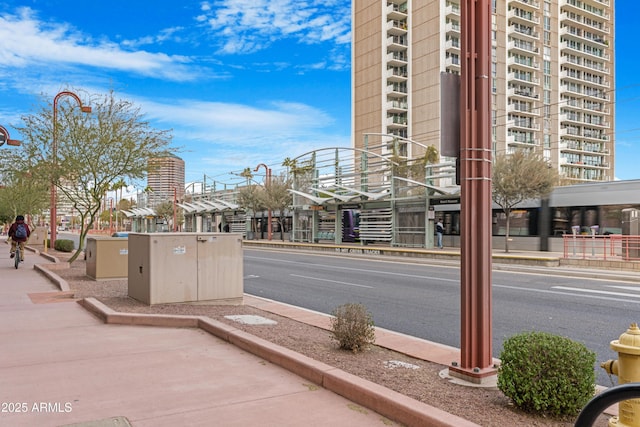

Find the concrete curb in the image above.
[
  {"left": 33, "top": 263, "right": 71, "bottom": 292},
  {"left": 77, "top": 297, "right": 479, "bottom": 427}
]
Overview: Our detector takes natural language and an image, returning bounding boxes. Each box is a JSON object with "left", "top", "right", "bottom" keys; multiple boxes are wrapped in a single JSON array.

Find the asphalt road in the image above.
[{"left": 244, "top": 248, "right": 640, "bottom": 386}]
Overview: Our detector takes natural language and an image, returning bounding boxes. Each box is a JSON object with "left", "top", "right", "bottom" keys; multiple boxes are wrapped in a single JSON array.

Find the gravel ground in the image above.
[{"left": 43, "top": 249, "right": 609, "bottom": 427}]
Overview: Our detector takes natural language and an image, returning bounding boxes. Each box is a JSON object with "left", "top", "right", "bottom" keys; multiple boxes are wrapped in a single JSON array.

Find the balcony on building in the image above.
[
  {"left": 560, "top": 41, "right": 609, "bottom": 61},
  {"left": 508, "top": 8, "right": 540, "bottom": 25},
  {"left": 386, "top": 99, "right": 408, "bottom": 114},
  {"left": 445, "top": 21, "right": 461, "bottom": 35},
  {"left": 559, "top": 55, "right": 610, "bottom": 75},
  {"left": 508, "top": 71, "right": 540, "bottom": 86},
  {"left": 386, "top": 114, "right": 408, "bottom": 130},
  {"left": 584, "top": 87, "right": 610, "bottom": 101},
  {"left": 583, "top": 74, "right": 610, "bottom": 89},
  {"left": 386, "top": 2, "right": 408, "bottom": 21},
  {"left": 507, "top": 55, "right": 539, "bottom": 71},
  {"left": 559, "top": 141, "right": 609, "bottom": 155},
  {"left": 508, "top": 86, "right": 540, "bottom": 100},
  {"left": 387, "top": 52, "right": 408, "bottom": 67},
  {"left": 509, "top": 24, "right": 540, "bottom": 41},
  {"left": 508, "top": 103, "right": 540, "bottom": 117},
  {"left": 559, "top": 141, "right": 584, "bottom": 153},
  {"left": 387, "top": 19, "right": 408, "bottom": 36},
  {"left": 508, "top": 116, "right": 540, "bottom": 131},
  {"left": 386, "top": 66, "right": 408, "bottom": 83},
  {"left": 445, "top": 55, "right": 461, "bottom": 71},
  {"left": 584, "top": 117, "right": 610, "bottom": 129},
  {"left": 560, "top": 12, "right": 610, "bottom": 34},
  {"left": 507, "top": 133, "right": 538, "bottom": 147},
  {"left": 560, "top": 0, "right": 609, "bottom": 21},
  {"left": 445, "top": 37, "right": 460, "bottom": 53},
  {"left": 560, "top": 69, "right": 583, "bottom": 84},
  {"left": 387, "top": 51, "right": 408, "bottom": 67},
  {"left": 559, "top": 112, "right": 584, "bottom": 126},
  {"left": 560, "top": 127, "right": 609, "bottom": 142},
  {"left": 387, "top": 35, "right": 408, "bottom": 52},
  {"left": 386, "top": 83, "right": 408, "bottom": 97},
  {"left": 508, "top": 39, "right": 539, "bottom": 54},
  {"left": 445, "top": 3, "right": 460, "bottom": 18},
  {"left": 560, "top": 69, "right": 609, "bottom": 93},
  {"left": 560, "top": 26, "right": 609, "bottom": 48},
  {"left": 511, "top": 0, "right": 540, "bottom": 11}
]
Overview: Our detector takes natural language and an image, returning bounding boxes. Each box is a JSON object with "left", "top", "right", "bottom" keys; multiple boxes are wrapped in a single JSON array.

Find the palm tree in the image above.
[{"left": 110, "top": 178, "right": 127, "bottom": 231}]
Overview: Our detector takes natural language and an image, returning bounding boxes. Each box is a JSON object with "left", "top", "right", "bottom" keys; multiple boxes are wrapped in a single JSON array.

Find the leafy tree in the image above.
[
  {"left": 8, "top": 89, "right": 173, "bottom": 262},
  {"left": 390, "top": 145, "right": 439, "bottom": 197},
  {"left": 282, "top": 157, "right": 314, "bottom": 192},
  {"left": 154, "top": 200, "right": 182, "bottom": 231},
  {"left": 262, "top": 173, "right": 293, "bottom": 241},
  {"left": 236, "top": 168, "right": 265, "bottom": 237},
  {"left": 110, "top": 178, "right": 127, "bottom": 231},
  {"left": 0, "top": 169, "right": 49, "bottom": 225},
  {"left": 492, "top": 150, "right": 558, "bottom": 252}
]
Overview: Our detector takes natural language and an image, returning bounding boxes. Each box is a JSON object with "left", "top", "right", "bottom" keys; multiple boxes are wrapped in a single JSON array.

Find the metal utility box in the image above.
[
  {"left": 29, "top": 226, "right": 49, "bottom": 246},
  {"left": 127, "top": 233, "right": 243, "bottom": 305},
  {"left": 86, "top": 237, "right": 129, "bottom": 280}
]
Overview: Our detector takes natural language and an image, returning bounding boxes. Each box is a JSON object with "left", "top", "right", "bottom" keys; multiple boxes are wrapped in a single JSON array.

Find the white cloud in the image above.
[
  {"left": 140, "top": 97, "right": 334, "bottom": 138},
  {"left": 128, "top": 93, "right": 345, "bottom": 177},
  {"left": 0, "top": 7, "right": 198, "bottom": 81},
  {"left": 200, "top": 0, "right": 351, "bottom": 55}
]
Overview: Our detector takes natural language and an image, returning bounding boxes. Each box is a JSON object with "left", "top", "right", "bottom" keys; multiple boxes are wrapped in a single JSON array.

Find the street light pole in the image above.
[
  {"left": 0, "top": 125, "right": 21, "bottom": 147},
  {"left": 51, "top": 91, "right": 91, "bottom": 248},
  {"left": 108, "top": 198, "right": 114, "bottom": 235},
  {"left": 254, "top": 163, "right": 272, "bottom": 241},
  {"left": 173, "top": 187, "right": 178, "bottom": 232}
]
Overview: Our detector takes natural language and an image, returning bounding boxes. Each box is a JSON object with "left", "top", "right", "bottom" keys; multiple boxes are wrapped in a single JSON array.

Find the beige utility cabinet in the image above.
[
  {"left": 127, "top": 233, "right": 243, "bottom": 305},
  {"left": 30, "top": 226, "right": 49, "bottom": 246},
  {"left": 86, "top": 237, "right": 129, "bottom": 280}
]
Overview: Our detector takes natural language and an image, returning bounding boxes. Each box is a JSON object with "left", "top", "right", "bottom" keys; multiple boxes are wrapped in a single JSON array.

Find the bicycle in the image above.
[{"left": 13, "top": 243, "right": 22, "bottom": 269}]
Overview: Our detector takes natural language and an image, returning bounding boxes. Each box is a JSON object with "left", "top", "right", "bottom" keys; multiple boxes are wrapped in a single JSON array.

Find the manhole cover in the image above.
[
  {"left": 383, "top": 360, "right": 420, "bottom": 370},
  {"left": 224, "top": 315, "right": 277, "bottom": 325}
]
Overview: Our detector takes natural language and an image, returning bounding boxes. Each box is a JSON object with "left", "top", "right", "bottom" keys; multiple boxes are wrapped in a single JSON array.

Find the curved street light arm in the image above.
[{"left": 50, "top": 91, "right": 92, "bottom": 248}]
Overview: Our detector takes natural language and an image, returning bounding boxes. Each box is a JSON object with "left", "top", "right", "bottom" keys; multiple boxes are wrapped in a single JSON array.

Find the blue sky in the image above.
[{"left": 0, "top": 0, "right": 638, "bottom": 187}]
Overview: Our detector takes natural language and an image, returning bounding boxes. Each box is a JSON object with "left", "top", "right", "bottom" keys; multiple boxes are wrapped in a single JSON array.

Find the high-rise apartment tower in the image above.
[
  {"left": 352, "top": 0, "right": 614, "bottom": 182},
  {"left": 147, "top": 154, "right": 185, "bottom": 208}
]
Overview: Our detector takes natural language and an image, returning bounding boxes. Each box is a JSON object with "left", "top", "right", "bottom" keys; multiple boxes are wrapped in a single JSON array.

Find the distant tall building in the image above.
[
  {"left": 353, "top": 0, "right": 614, "bottom": 182},
  {"left": 147, "top": 154, "right": 185, "bottom": 208}
]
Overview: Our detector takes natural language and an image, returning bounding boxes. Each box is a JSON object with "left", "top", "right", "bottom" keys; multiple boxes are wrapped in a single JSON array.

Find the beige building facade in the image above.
[
  {"left": 352, "top": 0, "right": 614, "bottom": 182},
  {"left": 147, "top": 154, "right": 185, "bottom": 208}
]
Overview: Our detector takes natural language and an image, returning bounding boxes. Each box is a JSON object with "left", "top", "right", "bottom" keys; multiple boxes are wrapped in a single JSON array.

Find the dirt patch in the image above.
[{"left": 43, "top": 249, "right": 609, "bottom": 427}]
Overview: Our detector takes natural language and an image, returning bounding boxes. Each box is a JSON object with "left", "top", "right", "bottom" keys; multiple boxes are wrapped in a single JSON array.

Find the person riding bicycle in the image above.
[{"left": 8, "top": 215, "right": 30, "bottom": 260}]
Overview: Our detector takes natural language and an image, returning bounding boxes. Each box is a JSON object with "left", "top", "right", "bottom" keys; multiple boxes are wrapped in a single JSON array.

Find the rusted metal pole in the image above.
[{"left": 455, "top": 0, "right": 494, "bottom": 379}]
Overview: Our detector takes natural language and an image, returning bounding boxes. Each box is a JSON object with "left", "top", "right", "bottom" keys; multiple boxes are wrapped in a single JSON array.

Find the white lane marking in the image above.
[
  {"left": 246, "top": 255, "right": 457, "bottom": 282},
  {"left": 290, "top": 274, "right": 374, "bottom": 289},
  {"left": 552, "top": 286, "right": 640, "bottom": 299},
  {"left": 495, "top": 284, "right": 640, "bottom": 304},
  {"left": 610, "top": 286, "right": 640, "bottom": 292}
]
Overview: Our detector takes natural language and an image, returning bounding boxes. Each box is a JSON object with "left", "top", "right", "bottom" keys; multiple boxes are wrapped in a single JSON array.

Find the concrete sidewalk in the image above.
[{"left": 0, "top": 248, "right": 475, "bottom": 427}]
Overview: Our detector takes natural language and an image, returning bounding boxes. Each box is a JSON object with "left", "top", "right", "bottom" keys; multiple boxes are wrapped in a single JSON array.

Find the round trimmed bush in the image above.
[
  {"left": 497, "top": 331, "right": 596, "bottom": 416},
  {"left": 54, "top": 239, "right": 75, "bottom": 252}
]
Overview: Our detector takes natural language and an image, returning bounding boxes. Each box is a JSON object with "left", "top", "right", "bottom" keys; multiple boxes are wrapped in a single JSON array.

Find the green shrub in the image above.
[
  {"left": 330, "top": 303, "right": 375, "bottom": 353},
  {"left": 54, "top": 239, "right": 74, "bottom": 252},
  {"left": 497, "top": 331, "right": 596, "bottom": 417}
]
